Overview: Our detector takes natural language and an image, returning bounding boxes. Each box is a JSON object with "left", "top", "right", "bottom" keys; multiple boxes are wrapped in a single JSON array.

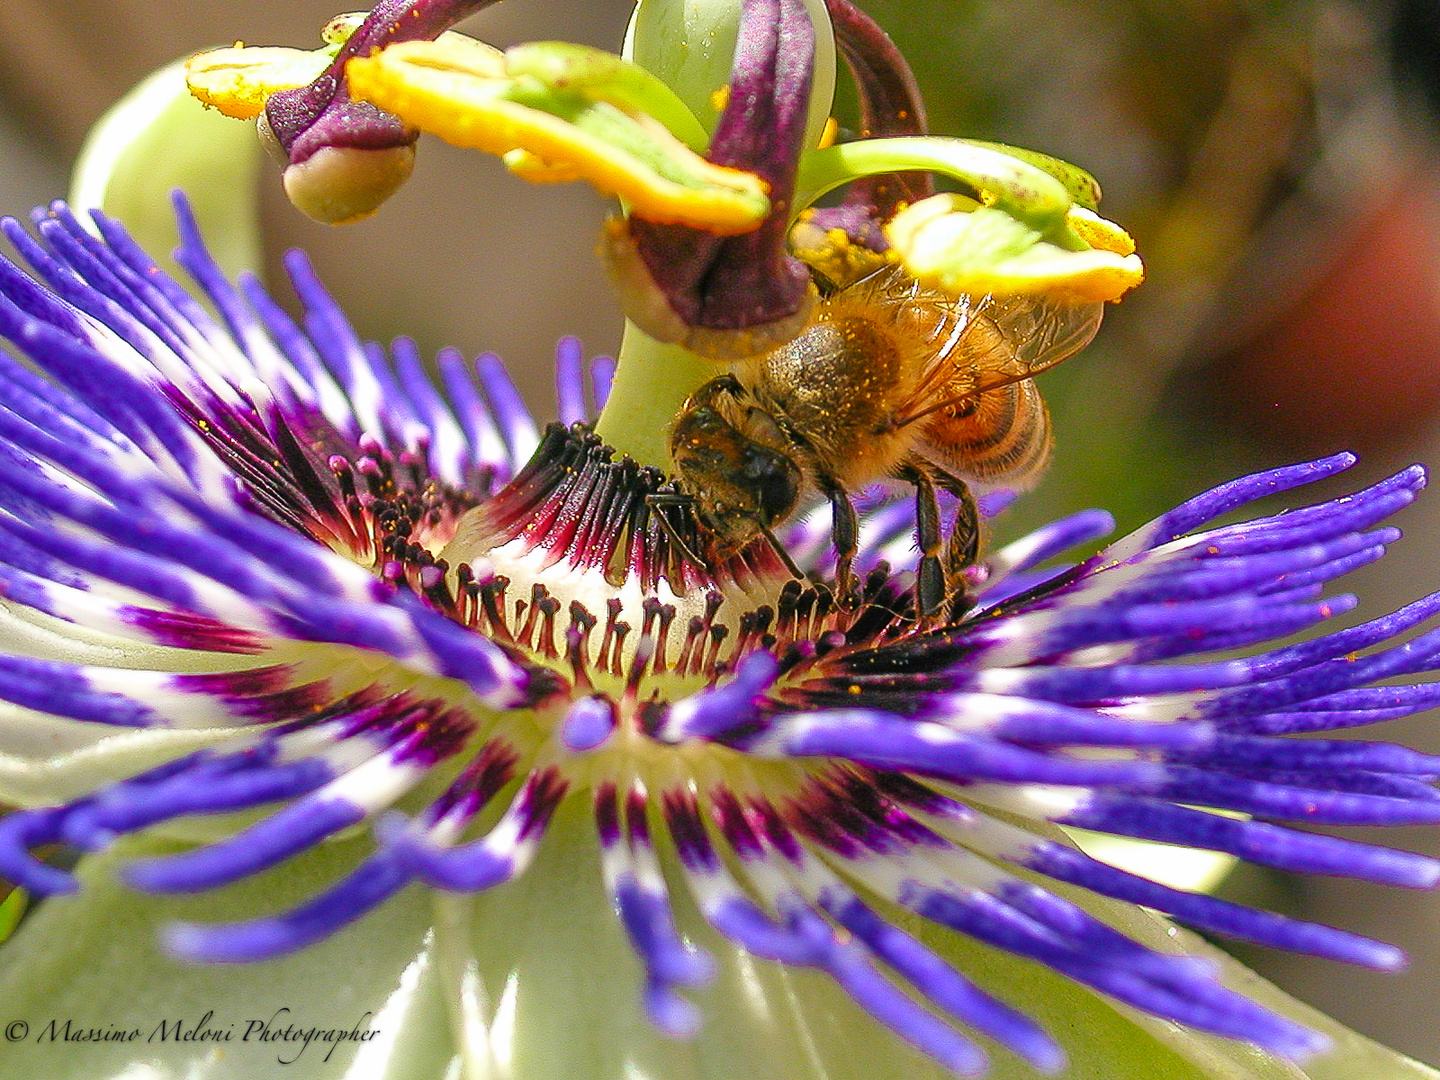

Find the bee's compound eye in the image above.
[{"left": 739, "top": 445, "right": 801, "bottom": 525}]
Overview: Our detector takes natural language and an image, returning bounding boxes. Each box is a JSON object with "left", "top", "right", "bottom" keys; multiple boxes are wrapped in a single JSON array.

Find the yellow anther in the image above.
[
  {"left": 186, "top": 46, "right": 332, "bottom": 119},
  {"left": 886, "top": 193, "right": 1144, "bottom": 304},
  {"left": 346, "top": 38, "right": 771, "bottom": 233}
]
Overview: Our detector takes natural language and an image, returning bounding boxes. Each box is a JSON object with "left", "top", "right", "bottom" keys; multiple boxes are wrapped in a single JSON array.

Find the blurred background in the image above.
[{"left": 3, "top": 0, "right": 1440, "bottom": 1067}]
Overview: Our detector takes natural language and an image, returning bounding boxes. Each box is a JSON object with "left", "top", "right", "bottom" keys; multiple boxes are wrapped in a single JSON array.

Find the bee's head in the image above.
[{"left": 670, "top": 397, "right": 801, "bottom": 548}]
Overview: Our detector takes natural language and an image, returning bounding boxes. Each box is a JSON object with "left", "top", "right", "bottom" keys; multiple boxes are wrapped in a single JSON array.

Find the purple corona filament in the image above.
[{"left": 0, "top": 195, "right": 1435, "bottom": 1077}]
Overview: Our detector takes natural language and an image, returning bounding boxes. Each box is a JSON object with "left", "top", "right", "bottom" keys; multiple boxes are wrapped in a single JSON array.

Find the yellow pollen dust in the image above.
[{"left": 344, "top": 38, "right": 772, "bottom": 234}]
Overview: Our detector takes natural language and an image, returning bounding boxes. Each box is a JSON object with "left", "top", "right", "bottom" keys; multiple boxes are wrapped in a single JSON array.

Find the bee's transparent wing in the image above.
[{"left": 896, "top": 295, "right": 1103, "bottom": 427}]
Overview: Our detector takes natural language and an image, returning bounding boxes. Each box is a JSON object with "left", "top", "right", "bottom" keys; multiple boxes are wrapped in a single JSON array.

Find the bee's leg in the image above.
[
  {"left": 905, "top": 462, "right": 981, "bottom": 623},
  {"left": 757, "top": 522, "right": 806, "bottom": 581},
  {"left": 934, "top": 479, "right": 982, "bottom": 621},
  {"left": 919, "top": 465, "right": 982, "bottom": 574},
  {"left": 819, "top": 476, "right": 859, "bottom": 606},
  {"left": 946, "top": 481, "right": 981, "bottom": 574},
  {"left": 897, "top": 461, "right": 947, "bottom": 625}
]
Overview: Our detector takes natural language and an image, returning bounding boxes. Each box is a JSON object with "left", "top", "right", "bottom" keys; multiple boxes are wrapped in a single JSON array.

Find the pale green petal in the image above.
[
  {"left": 0, "top": 719, "right": 242, "bottom": 807},
  {"left": 0, "top": 889, "right": 24, "bottom": 945},
  {"left": 0, "top": 598, "right": 255, "bottom": 670},
  {"left": 70, "top": 58, "right": 262, "bottom": 282},
  {"left": 1042, "top": 880, "right": 1440, "bottom": 1080},
  {"left": 1067, "top": 832, "right": 1236, "bottom": 895},
  {"left": 0, "top": 601, "right": 258, "bottom": 806},
  {"left": 0, "top": 836, "right": 457, "bottom": 1080},
  {"left": 439, "top": 801, "right": 1435, "bottom": 1080},
  {"left": 0, "top": 807, "right": 1434, "bottom": 1079},
  {"left": 424, "top": 798, "right": 965, "bottom": 1080}
]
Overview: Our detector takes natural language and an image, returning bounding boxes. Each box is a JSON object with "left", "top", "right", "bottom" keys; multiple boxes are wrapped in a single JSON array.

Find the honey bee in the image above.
[{"left": 667, "top": 266, "right": 1103, "bottom": 620}]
